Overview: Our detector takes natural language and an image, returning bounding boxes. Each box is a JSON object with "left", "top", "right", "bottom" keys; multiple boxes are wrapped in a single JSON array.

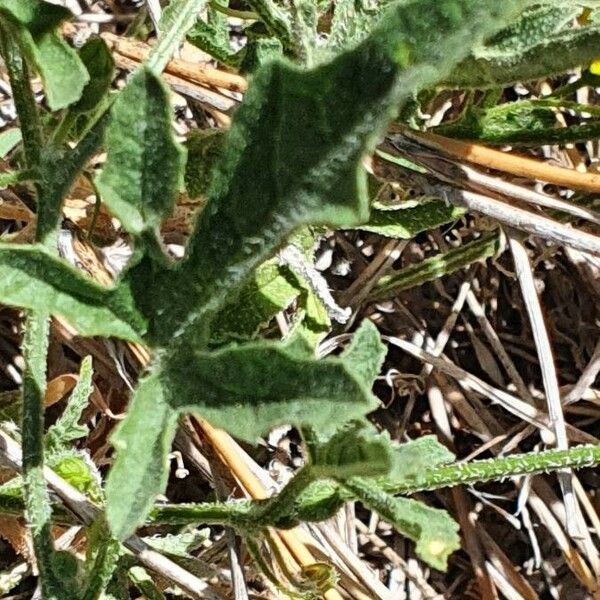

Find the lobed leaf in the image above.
[
  {"left": 137, "top": 0, "right": 534, "bottom": 343},
  {"left": 107, "top": 320, "right": 384, "bottom": 539},
  {"left": 45, "top": 356, "right": 93, "bottom": 451}
]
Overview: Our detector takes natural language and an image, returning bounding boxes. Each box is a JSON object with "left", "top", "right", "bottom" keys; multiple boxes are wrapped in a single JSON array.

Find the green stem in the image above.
[
  {"left": 385, "top": 444, "right": 600, "bottom": 495},
  {"left": 0, "top": 22, "right": 42, "bottom": 168},
  {"left": 0, "top": 22, "right": 63, "bottom": 600},
  {"left": 210, "top": 1, "right": 258, "bottom": 20}
]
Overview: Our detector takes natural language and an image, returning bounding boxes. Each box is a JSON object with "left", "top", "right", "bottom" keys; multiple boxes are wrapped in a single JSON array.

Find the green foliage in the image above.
[
  {"left": 0, "top": 244, "right": 146, "bottom": 341},
  {"left": 0, "top": 0, "right": 88, "bottom": 109},
  {"left": 446, "top": 3, "right": 600, "bottom": 87},
  {"left": 436, "top": 98, "right": 600, "bottom": 146},
  {"left": 359, "top": 200, "right": 464, "bottom": 238},
  {"left": 9, "top": 0, "right": 600, "bottom": 592},
  {"left": 107, "top": 319, "right": 385, "bottom": 540},
  {"left": 46, "top": 357, "right": 93, "bottom": 451},
  {"left": 95, "top": 68, "right": 185, "bottom": 237},
  {"left": 370, "top": 232, "right": 502, "bottom": 301}
]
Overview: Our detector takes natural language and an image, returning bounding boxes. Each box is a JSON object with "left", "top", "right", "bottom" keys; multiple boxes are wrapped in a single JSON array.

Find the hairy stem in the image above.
[
  {"left": 0, "top": 23, "right": 62, "bottom": 599},
  {"left": 385, "top": 444, "right": 600, "bottom": 495}
]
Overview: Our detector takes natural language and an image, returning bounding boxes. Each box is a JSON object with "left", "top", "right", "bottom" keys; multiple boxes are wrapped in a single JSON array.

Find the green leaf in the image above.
[
  {"left": 49, "top": 451, "right": 103, "bottom": 503},
  {"left": 186, "top": 2, "right": 239, "bottom": 68},
  {"left": 46, "top": 356, "right": 93, "bottom": 451},
  {"left": 340, "top": 319, "right": 387, "bottom": 386},
  {"left": 146, "top": 0, "right": 208, "bottom": 74},
  {"left": 369, "top": 232, "right": 502, "bottom": 301},
  {"left": 210, "top": 257, "right": 302, "bottom": 343},
  {"left": 344, "top": 478, "right": 460, "bottom": 570},
  {"left": 436, "top": 99, "right": 600, "bottom": 146},
  {"left": 385, "top": 435, "right": 455, "bottom": 485},
  {"left": 0, "top": 0, "right": 70, "bottom": 35},
  {"left": 184, "top": 128, "right": 224, "bottom": 198},
  {"left": 29, "top": 31, "right": 89, "bottom": 110},
  {"left": 307, "top": 421, "right": 393, "bottom": 480},
  {"left": 95, "top": 68, "right": 185, "bottom": 236},
  {"left": 0, "top": 1, "right": 89, "bottom": 110},
  {"left": 0, "top": 128, "right": 21, "bottom": 158},
  {"left": 0, "top": 244, "right": 146, "bottom": 341},
  {"left": 328, "top": 0, "right": 391, "bottom": 51},
  {"left": 128, "top": 568, "right": 165, "bottom": 600},
  {"left": 71, "top": 37, "right": 114, "bottom": 114},
  {"left": 359, "top": 201, "right": 465, "bottom": 239},
  {"left": 82, "top": 519, "right": 122, "bottom": 600},
  {"left": 139, "top": 0, "right": 533, "bottom": 343},
  {"left": 143, "top": 529, "right": 210, "bottom": 557},
  {"left": 107, "top": 320, "right": 384, "bottom": 539},
  {"left": 168, "top": 325, "right": 383, "bottom": 441},
  {"left": 446, "top": 6, "right": 600, "bottom": 87},
  {"left": 106, "top": 371, "right": 179, "bottom": 540}
]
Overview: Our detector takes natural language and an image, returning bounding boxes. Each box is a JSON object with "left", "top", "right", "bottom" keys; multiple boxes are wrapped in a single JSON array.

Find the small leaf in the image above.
[
  {"left": 359, "top": 201, "right": 464, "bottom": 239},
  {"left": 436, "top": 99, "right": 600, "bottom": 146},
  {"left": 143, "top": 529, "right": 210, "bottom": 557},
  {"left": 385, "top": 436, "right": 455, "bottom": 485},
  {"left": 307, "top": 421, "right": 393, "bottom": 480},
  {"left": 29, "top": 31, "right": 89, "bottom": 110},
  {"left": 0, "top": 1, "right": 89, "bottom": 110},
  {"left": 340, "top": 319, "right": 387, "bottom": 387},
  {"left": 128, "top": 567, "right": 165, "bottom": 600},
  {"left": 106, "top": 371, "right": 178, "bottom": 540},
  {"left": 0, "top": 244, "right": 146, "bottom": 341},
  {"left": 71, "top": 37, "right": 114, "bottom": 114},
  {"left": 184, "top": 128, "right": 224, "bottom": 198},
  {"left": 146, "top": 0, "right": 208, "bottom": 74},
  {"left": 0, "top": 128, "right": 21, "bottom": 158},
  {"left": 370, "top": 232, "right": 502, "bottom": 301},
  {"left": 0, "top": 0, "right": 70, "bottom": 35},
  {"left": 49, "top": 451, "right": 103, "bottom": 503},
  {"left": 95, "top": 68, "right": 185, "bottom": 236},
  {"left": 446, "top": 6, "right": 600, "bottom": 87},
  {"left": 344, "top": 478, "right": 460, "bottom": 570},
  {"left": 46, "top": 356, "right": 93, "bottom": 451}
]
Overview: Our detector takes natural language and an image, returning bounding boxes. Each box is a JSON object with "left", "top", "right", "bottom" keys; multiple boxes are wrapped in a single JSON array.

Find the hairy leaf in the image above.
[
  {"left": 370, "top": 232, "right": 502, "bottom": 301},
  {"left": 105, "top": 371, "right": 179, "bottom": 540},
  {"left": 0, "top": 244, "right": 146, "bottom": 341},
  {"left": 344, "top": 478, "right": 460, "bottom": 570},
  {"left": 95, "top": 68, "right": 185, "bottom": 236},
  {"left": 71, "top": 37, "right": 114, "bottom": 114},
  {"left": 107, "top": 320, "right": 384, "bottom": 539},
  {"left": 436, "top": 99, "right": 600, "bottom": 146},
  {"left": 138, "top": 0, "right": 533, "bottom": 343},
  {"left": 0, "top": 1, "right": 89, "bottom": 109},
  {"left": 307, "top": 421, "right": 393, "bottom": 480},
  {"left": 0, "top": 128, "right": 21, "bottom": 157},
  {"left": 359, "top": 201, "right": 464, "bottom": 238},
  {"left": 446, "top": 6, "right": 600, "bottom": 87},
  {"left": 46, "top": 356, "right": 93, "bottom": 451},
  {"left": 146, "top": 0, "right": 207, "bottom": 74}
]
